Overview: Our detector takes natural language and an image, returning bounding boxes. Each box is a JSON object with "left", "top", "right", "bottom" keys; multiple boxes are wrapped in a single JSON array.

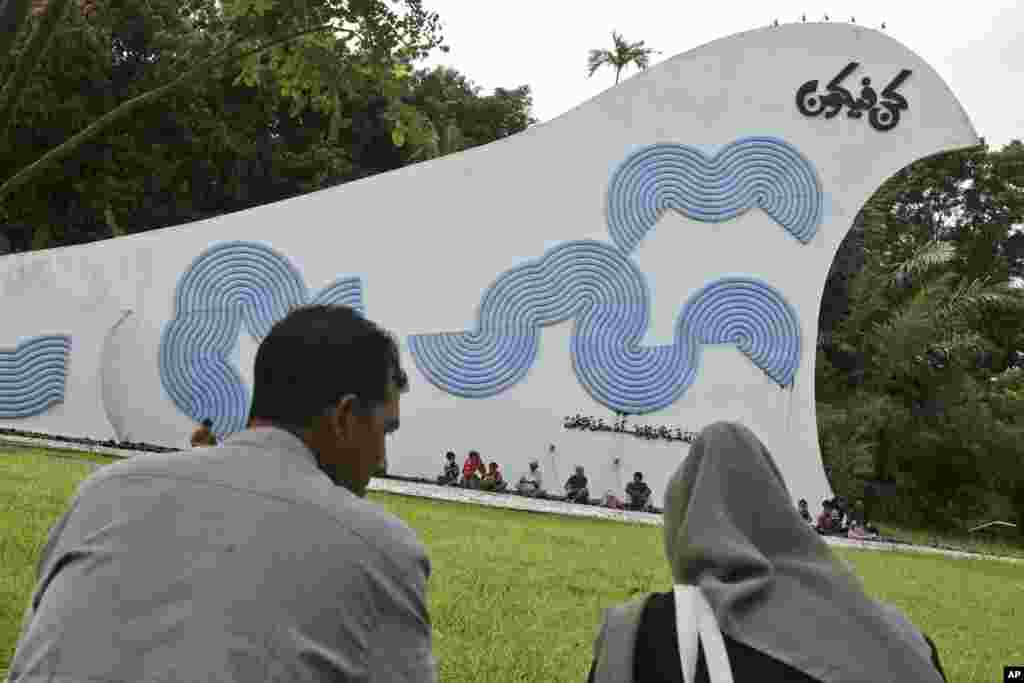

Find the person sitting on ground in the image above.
[
  {"left": 481, "top": 462, "right": 507, "bottom": 492},
  {"left": 516, "top": 459, "right": 544, "bottom": 497},
  {"left": 797, "top": 498, "right": 813, "bottom": 524},
  {"left": 815, "top": 500, "right": 835, "bottom": 534},
  {"left": 437, "top": 451, "right": 459, "bottom": 486},
  {"left": 846, "top": 499, "right": 880, "bottom": 539},
  {"left": 586, "top": 421, "right": 948, "bottom": 683},
  {"left": 461, "top": 450, "right": 485, "bottom": 489},
  {"left": 829, "top": 498, "right": 848, "bottom": 534},
  {"left": 564, "top": 465, "right": 590, "bottom": 504},
  {"left": 625, "top": 472, "right": 652, "bottom": 511},
  {"left": 8, "top": 304, "right": 438, "bottom": 682},
  {"left": 190, "top": 418, "right": 218, "bottom": 448},
  {"left": 602, "top": 489, "right": 625, "bottom": 510}
]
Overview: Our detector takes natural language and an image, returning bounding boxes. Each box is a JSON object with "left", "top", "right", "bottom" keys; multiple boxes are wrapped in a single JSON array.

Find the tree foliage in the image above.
[
  {"left": 817, "top": 142, "right": 1024, "bottom": 531},
  {"left": 0, "top": 0, "right": 446, "bottom": 209},
  {"left": 0, "top": 0, "right": 533, "bottom": 250},
  {"left": 586, "top": 31, "right": 659, "bottom": 85}
]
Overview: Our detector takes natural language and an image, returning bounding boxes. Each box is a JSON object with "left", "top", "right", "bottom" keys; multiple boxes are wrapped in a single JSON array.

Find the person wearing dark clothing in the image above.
[
  {"left": 565, "top": 465, "right": 590, "bottom": 504},
  {"left": 586, "top": 421, "right": 947, "bottom": 683},
  {"left": 625, "top": 472, "right": 652, "bottom": 511},
  {"left": 797, "top": 498, "right": 813, "bottom": 524},
  {"left": 437, "top": 451, "right": 459, "bottom": 486},
  {"left": 829, "top": 504, "right": 846, "bottom": 533},
  {"left": 587, "top": 591, "right": 947, "bottom": 683}
]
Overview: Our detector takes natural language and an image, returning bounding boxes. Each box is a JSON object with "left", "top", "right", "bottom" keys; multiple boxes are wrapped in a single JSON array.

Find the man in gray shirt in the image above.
[{"left": 9, "top": 305, "right": 436, "bottom": 682}]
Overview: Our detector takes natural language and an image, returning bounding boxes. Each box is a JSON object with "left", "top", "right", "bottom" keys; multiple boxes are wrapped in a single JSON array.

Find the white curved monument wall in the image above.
[{"left": 0, "top": 24, "right": 977, "bottom": 507}]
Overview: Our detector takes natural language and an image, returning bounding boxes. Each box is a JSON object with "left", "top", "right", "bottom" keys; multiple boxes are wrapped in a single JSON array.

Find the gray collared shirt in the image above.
[{"left": 9, "top": 428, "right": 436, "bottom": 683}]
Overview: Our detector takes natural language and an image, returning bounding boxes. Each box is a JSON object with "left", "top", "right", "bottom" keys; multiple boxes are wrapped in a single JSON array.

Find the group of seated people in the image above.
[
  {"left": 431, "top": 428, "right": 947, "bottom": 681},
  {"left": 798, "top": 496, "right": 881, "bottom": 539},
  {"left": 436, "top": 450, "right": 508, "bottom": 492},
  {"left": 595, "top": 471, "right": 654, "bottom": 511},
  {"left": 435, "top": 452, "right": 654, "bottom": 510}
]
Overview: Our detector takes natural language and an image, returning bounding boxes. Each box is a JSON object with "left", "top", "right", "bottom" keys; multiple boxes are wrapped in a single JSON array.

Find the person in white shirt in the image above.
[{"left": 517, "top": 459, "right": 544, "bottom": 497}]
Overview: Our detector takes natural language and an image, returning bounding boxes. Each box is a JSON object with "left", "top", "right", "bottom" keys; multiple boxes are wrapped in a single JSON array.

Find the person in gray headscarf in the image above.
[{"left": 586, "top": 421, "right": 947, "bottom": 683}]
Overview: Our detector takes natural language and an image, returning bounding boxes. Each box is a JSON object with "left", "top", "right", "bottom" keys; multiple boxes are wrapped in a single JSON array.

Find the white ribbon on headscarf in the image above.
[{"left": 673, "top": 585, "right": 735, "bottom": 683}]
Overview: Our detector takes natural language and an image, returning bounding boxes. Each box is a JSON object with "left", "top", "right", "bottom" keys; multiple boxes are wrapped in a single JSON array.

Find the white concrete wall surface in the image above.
[{"left": 0, "top": 23, "right": 978, "bottom": 507}]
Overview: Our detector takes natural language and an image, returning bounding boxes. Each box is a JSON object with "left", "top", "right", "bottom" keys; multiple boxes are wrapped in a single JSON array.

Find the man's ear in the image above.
[{"left": 330, "top": 395, "right": 360, "bottom": 438}]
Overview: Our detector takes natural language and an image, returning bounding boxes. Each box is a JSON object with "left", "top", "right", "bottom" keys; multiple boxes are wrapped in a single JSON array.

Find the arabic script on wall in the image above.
[
  {"left": 796, "top": 62, "right": 912, "bottom": 132},
  {"left": 563, "top": 414, "right": 697, "bottom": 444}
]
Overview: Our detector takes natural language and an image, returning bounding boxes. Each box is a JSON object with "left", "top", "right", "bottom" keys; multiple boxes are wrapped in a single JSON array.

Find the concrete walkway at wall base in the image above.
[
  {"left": 4, "top": 435, "right": 1021, "bottom": 565},
  {"left": 369, "top": 478, "right": 1024, "bottom": 565}
]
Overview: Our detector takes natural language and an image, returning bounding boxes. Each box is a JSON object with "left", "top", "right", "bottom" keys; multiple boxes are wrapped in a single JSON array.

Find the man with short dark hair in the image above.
[
  {"left": 625, "top": 471, "right": 652, "bottom": 511},
  {"left": 9, "top": 305, "right": 437, "bottom": 682},
  {"left": 564, "top": 465, "right": 590, "bottom": 504}
]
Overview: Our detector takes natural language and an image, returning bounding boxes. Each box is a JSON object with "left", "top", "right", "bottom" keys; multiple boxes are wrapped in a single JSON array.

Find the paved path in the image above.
[
  {"left": 369, "top": 478, "right": 1024, "bottom": 564},
  {"left": 5, "top": 435, "right": 1021, "bottom": 564}
]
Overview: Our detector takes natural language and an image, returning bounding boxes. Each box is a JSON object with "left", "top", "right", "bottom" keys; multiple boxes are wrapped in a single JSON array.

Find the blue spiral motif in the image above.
[
  {"left": 159, "top": 241, "right": 364, "bottom": 436},
  {"left": 606, "top": 137, "right": 823, "bottom": 253},
  {"left": 0, "top": 335, "right": 72, "bottom": 418},
  {"left": 682, "top": 277, "right": 801, "bottom": 387},
  {"left": 409, "top": 241, "right": 659, "bottom": 403},
  {"left": 408, "top": 241, "right": 800, "bottom": 413}
]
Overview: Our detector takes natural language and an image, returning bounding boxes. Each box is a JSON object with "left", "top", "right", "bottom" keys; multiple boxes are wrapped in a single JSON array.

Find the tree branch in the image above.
[
  {"left": 0, "top": 0, "right": 32, "bottom": 61},
  {"left": 0, "top": 0, "right": 72, "bottom": 136},
  {"left": 0, "top": 22, "right": 349, "bottom": 210}
]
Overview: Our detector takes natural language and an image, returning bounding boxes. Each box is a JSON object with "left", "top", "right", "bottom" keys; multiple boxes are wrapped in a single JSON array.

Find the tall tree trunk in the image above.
[{"left": 614, "top": 67, "right": 621, "bottom": 85}]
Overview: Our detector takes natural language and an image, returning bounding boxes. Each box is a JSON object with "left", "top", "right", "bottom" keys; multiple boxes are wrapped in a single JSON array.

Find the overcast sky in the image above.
[{"left": 419, "top": 0, "right": 1023, "bottom": 149}]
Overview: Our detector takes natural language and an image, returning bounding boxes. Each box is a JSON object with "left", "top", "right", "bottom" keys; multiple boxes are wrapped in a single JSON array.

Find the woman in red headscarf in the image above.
[{"left": 462, "top": 451, "right": 485, "bottom": 489}]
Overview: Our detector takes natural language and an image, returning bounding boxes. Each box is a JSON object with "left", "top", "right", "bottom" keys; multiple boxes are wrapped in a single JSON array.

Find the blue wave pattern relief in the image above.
[
  {"left": 0, "top": 335, "right": 72, "bottom": 418},
  {"left": 159, "top": 241, "right": 363, "bottom": 435},
  {"left": 408, "top": 241, "right": 800, "bottom": 414},
  {"left": 409, "top": 136, "right": 814, "bottom": 412},
  {"left": 606, "top": 137, "right": 823, "bottom": 253}
]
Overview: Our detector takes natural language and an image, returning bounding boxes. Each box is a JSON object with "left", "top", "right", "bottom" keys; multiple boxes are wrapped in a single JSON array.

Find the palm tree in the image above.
[
  {"left": 586, "top": 31, "right": 660, "bottom": 85},
  {"left": 822, "top": 193, "right": 1024, "bottom": 491},
  {"left": 838, "top": 201, "right": 1024, "bottom": 395}
]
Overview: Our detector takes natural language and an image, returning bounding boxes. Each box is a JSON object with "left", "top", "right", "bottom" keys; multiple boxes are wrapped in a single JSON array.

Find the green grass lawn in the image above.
[
  {"left": 3, "top": 448, "right": 1022, "bottom": 682},
  {"left": 874, "top": 520, "right": 1024, "bottom": 560}
]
